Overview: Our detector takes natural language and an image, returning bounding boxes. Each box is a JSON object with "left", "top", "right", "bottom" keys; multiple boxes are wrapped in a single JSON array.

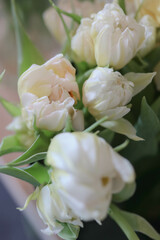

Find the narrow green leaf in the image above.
[
  {"left": 11, "top": 0, "right": 44, "bottom": 76},
  {"left": 0, "top": 165, "right": 40, "bottom": 186},
  {"left": 9, "top": 152, "right": 47, "bottom": 167},
  {"left": 0, "top": 135, "right": 26, "bottom": 156},
  {"left": 49, "top": 0, "right": 81, "bottom": 24},
  {"left": 152, "top": 96, "right": 160, "bottom": 120},
  {"left": 116, "top": 208, "right": 160, "bottom": 240},
  {"left": 9, "top": 135, "right": 49, "bottom": 166},
  {"left": 24, "top": 163, "right": 50, "bottom": 185},
  {"left": 113, "top": 182, "right": 136, "bottom": 203},
  {"left": 0, "top": 70, "right": 5, "bottom": 83},
  {"left": 0, "top": 96, "right": 21, "bottom": 117},
  {"left": 109, "top": 204, "right": 140, "bottom": 240},
  {"left": 122, "top": 97, "right": 160, "bottom": 162},
  {"left": 58, "top": 222, "right": 80, "bottom": 240},
  {"left": 118, "top": 0, "right": 126, "bottom": 14}
]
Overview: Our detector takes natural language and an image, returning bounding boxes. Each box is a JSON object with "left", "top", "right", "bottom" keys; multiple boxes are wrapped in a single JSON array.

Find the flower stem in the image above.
[{"left": 84, "top": 116, "right": 108, "bottom": 133}]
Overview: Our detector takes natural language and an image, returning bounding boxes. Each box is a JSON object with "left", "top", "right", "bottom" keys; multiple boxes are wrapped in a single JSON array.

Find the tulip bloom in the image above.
[
  {"left": 83, "top": 67, "right": 156, "bottom": 140},
  {"left": 72, "top": 3, "right": 145, "bottom": 69},
  {"left": 46, "top": 132, "right": 135, "bottom": 222},
  {"left": 18, "top": 54, "right": 81, "bottom": 131}
]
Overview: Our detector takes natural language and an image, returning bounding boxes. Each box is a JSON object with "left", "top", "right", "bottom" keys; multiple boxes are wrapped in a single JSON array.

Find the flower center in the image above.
[{"left": 101, "top": 177, "right": 109, "bottom": 186}]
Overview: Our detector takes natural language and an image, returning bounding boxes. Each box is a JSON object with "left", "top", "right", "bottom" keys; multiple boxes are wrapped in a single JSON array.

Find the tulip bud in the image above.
[
  {"left": 18, "top": 54, "right": 81, "bottom": 132},
  {"left": 138, "top": 15, "right": 157, "bottom": 57},
  {"left": 46, "top": 132, "right": 135, "bottom": 222},
  {"left": 83, "top": 67, "right": 134, "bottom": 120},
  {"left": 83, "top": 67, "right": 156, "bottom": 140}
]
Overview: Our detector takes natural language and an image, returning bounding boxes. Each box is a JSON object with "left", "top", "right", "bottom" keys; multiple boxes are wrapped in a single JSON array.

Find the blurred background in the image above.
[{"left": 0, "top": 0, "right": 159, "bottom": 240}]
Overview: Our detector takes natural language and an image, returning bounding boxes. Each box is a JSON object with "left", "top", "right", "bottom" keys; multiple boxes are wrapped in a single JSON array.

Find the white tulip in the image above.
[
  {"left": 72, "top": 3, "right": 145, "bottom": 69},
  {"left": 18, "top": 54, "right": 82, "bottom": 132},
  {"left": 83, "top": 67, "right": 156, "bottom": 140},
  {"left": 46, "top": 132, "right": 135, "bottom": 222},
  {"left": 83, "top": 67, "right": 133, "bottom": 120},
  {"left": 91, "top": 3, "right": 145, "bottom": 69},
  {"left": 138, "top": 15, "right": 157, "bottom": 57}
]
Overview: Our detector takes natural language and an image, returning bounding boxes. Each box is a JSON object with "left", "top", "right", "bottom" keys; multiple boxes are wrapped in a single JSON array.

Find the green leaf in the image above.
[
  {"left": 0, "top": 96, "right": 21, "bottom": 117},
  {"left": 118, "top": 0, "right": 126, "bottom": 14},
  {"left": 109, "top": 204, "right": 140, "bottom": 240},
  {"left": 113, "top": 182, "right": 136, "bottom": 203},
  {"left": 144, "top": 46, "right": 160, "bottom": 71},
  {"left": 9, "top": 152, "right": 47, "bottom": 167},
  {"left": 11, "top": 0, "right": 44, "bottom": 76},
  {"left": 152, "top": 96, "right": 160, "bottom": 120},
  {"left": 8, "top": 135, "right": 49, "bottom": 166},
  {"left": 122, "top": 97, "right": 160, "bottom": 162},
  {"left": 115, "top": 207, "right": 160, "bottom": 240},
  {"left": 121, "top": 59, "right": 146, "bottom": 74},
  {"left": 58, "top": 223, "right": 80, "bottom": 240},
  {"left": 0, "top": 70, "right": 5, "bottom": 83},
  {"left": 0, "top": 165, "right": 40, "bottom": 186},
  {"left": 24, "top": 163, "right": 50, "bottom": 185},
  {"left": 0, "top": 135, "right": 26, "bottom": 156}
]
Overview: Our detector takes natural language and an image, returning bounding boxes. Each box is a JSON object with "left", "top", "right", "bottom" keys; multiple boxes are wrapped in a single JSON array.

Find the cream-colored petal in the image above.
[
  {"left": 125, "top": 72, "right": 156, "bottom": 97},
  {"left": 101, "top": 118, "right": 143, "bottom": 141}
]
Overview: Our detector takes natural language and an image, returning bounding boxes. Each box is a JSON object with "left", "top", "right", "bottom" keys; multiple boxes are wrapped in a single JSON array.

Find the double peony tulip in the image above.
[
  {"left": 18, "top": 54, "right": 83, "bottom": 132},
  {"left": 83, "top": 67, "right": 156, "bottom": 140},
  {"left": 46, "top": 132, "right": 135, "bottom": 223},
  {"left": 72, "top": 2, "right": 145, "bottom": 69}
]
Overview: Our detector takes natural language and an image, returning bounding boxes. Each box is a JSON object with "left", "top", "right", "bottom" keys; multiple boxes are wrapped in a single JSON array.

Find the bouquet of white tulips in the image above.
[{"left": 1, "top": 0, "right": 160, "bottom": 239}]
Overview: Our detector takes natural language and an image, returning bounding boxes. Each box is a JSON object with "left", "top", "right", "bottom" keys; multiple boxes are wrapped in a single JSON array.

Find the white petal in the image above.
[
  {"left": 125, "top": 72, "right": 156, "bottom": 97},
  {"left": 101, "top": 118, "right": 143, "bottom": 141}
]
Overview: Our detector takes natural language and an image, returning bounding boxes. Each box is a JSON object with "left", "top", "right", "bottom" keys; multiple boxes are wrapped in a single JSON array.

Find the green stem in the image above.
[
  {"left": 114, "top": 140, "right": 129, "bottom": 152},
  {"left": 84, "top": 116, "right": 108, "bottom": 133},
  {"left": 49, "top": 0, "right": 71, "bottom": 46},
  {"left": 48, "top": 0, "right": 81, "bottom": 24}
]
